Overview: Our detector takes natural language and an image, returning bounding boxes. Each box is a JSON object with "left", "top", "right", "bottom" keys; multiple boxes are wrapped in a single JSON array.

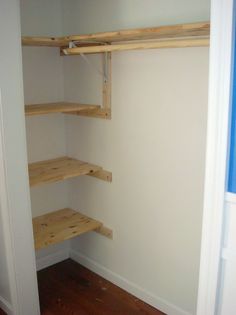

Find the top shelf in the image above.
[{"left": 22, "top": 22, "right": 210, "bottom": 53}]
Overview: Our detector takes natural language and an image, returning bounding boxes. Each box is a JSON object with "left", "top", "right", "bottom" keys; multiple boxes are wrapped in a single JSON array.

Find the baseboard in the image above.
[
  {"left": 0, "top": 296, "right": 13, "bottom": 315},
  {"left": 70, "top": 250, "right": 192, "bottom": 315},
  {"left": 36, "top": 248, "right": 70, "bottom": 271}
]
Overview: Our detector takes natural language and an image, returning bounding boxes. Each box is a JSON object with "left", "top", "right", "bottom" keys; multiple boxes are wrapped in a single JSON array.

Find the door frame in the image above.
[
  {"left": 0, "top": 0, "right": 40, "bottom": 314},
  {"left": 0, "top": 0, "right": 234, "bottom": 315},
  {"left": 197, "top": 0, "right": 235, "bottom": 314}
]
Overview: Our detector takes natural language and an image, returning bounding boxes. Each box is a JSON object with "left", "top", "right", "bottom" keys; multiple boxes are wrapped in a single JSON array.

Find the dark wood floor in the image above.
[{"left": 38, "top": 259, "right": 165, "bottom": 315}]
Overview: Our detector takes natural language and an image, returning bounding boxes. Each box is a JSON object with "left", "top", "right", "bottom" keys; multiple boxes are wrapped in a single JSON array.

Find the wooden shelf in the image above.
[
  {"left": 29, "top": 156, "right": 112, "bottom": 187},
  {"left": 25, "top": 102, "right": 100, "bottom": 116},
  {"left": 22, "top": 22, "right": 210, "bottom": 53},
  {"left": 33, "top": 208, "right": 112, "bottom": 250}
]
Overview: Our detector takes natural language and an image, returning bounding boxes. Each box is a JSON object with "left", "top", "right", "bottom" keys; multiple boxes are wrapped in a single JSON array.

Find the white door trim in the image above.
[
  {"left": 0, "top": 90, "right": 19, "bottom": 315},
  {"left": 197, "top": 0, "right": 235, "bottom": 314},
  {"left": 0, "top": 1, "right": 40, "bottom": 314}
]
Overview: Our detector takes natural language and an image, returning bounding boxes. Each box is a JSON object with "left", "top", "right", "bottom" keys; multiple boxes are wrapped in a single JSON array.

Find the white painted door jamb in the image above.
[
  {"left": 197, "top": 0, "right": 235, "bottom": 314},
  {"left": 0, "top": 0, "right": 40, "bottom": 314}
]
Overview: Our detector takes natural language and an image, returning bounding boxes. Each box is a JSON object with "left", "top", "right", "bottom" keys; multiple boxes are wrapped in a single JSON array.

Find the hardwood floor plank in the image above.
[{"left": 38, "top": 259, "right": 166, "bottom": 315}]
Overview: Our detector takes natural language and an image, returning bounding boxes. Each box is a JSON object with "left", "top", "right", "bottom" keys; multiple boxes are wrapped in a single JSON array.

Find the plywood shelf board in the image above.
[
  {"left": 33, "top": 208, "right": 112, "bottom": 250},
  {"left": 29, "top": 157, "right": 112, "bottom": 187},
  {"left": 25, "top": 102, "right": 100, "bottom": 116},
  {"left": 22, "top": 22, "right": 210, "bottom": 48}
]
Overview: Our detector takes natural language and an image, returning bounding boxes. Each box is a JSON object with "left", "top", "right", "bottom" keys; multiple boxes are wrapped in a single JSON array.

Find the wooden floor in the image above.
[{"left": 38, "top": 259, "right": 165, "bottom": 315}]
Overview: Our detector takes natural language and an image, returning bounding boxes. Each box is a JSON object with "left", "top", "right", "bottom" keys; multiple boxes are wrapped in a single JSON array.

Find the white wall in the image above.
[
  {"left": 64, "top": 47, "right": 209, "bottom": 315},
  {"left": 62, "top": 0, "right": 210, "bottom": 35},
  {"left": 62, "top": 1, "right": 210, "bottom": 314},
  {"left": 20, "top": 0, "right": 62, "bottom": 36},
  {"left": 0, "top": 0, "right": 40, "bottom": 314},
  {"left": 20, "top": 0, "right": 71, "bottom": 267},
  {"left": 22, "top": 46, "right": 69, "bottom": 218},
  {"left": 20, "top": 0, "right": 69, "bottom": 219},
  {"left": 21, "top": 0, "right": 67, "bottom": 217}
]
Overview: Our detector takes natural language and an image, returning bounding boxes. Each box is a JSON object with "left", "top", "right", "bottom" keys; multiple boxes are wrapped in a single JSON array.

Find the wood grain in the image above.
[
  {"left": 25, "top": 102, "right": 111, "bottom": 119},
  {"left": 67, "top": 108, "right": 111, "bottom": 119},
  {"left": 67, "top": 21, "right": 210, "bottom": 43},
  {"left": 29, "top": 157, "right": 112, "bottom": 186},
  {"left": 103, "top": 52, "right": 112, "bottom": 110},
  {"left": 95, "top": 225, "right": 113, "bottom": 239},
  {"left": 38, "top": 259, "right": 166, "bottom": 315},
  {"left": 64, "top": 37, "right": 209, "bottom": 55},
  {"left": 22, "top": 36, "right": 68, "bottom": 47},
  {"left": 25, "top": 102, "right": 100, "bottom": 116},
  {"left": 33, "top": 208, "right": 111, "bottom": 250},
  {"left": 88, "top": 169, "right": 112, "bottom": 182},
  {"left": 22, "top": 22, "right": 210, "bottom": 47},
  {"left": 29, "top": 157, "right": 102, "bottom": 187}
]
